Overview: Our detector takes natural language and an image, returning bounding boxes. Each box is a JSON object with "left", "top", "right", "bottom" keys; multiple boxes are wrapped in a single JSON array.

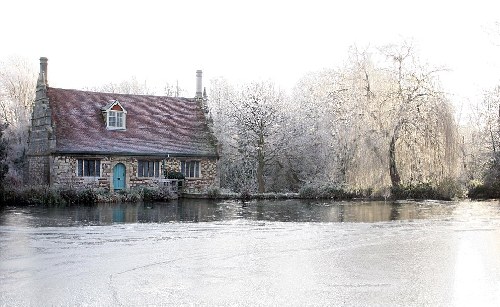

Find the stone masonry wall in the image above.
[
  {"left": 181, "top": 158, "right": 218, "bottom": 193},
  {"left": 26, "top": 80, "right": 55, "bottom": 185},
  {"left": 26, "top": 156, "right": 50, "bottom": 185},
  {"left": 51, "top": 155, "right": 219, "bottom": 192}
]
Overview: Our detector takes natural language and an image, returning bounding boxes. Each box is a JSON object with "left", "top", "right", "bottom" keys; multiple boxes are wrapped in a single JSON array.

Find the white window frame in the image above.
[
  {"left": 107, "top": 110, "right": 126, "bottom": 130},
  {"left": 77, "top": 159, "right": 101, "bottom": 177},
  {"left": 137, "top": 160, "right": 161, "bottom": 178},
  {"left": 103, "top": 100, "right": 127, "bottom": 130},
  {"left": 181, "top": 160, "right": 201, "bottom": 178}
]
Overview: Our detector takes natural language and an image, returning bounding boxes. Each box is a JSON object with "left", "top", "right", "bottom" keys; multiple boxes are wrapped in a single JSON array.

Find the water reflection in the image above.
[{"left": 0, "top": 199, "right": 459, "bottom": 227}]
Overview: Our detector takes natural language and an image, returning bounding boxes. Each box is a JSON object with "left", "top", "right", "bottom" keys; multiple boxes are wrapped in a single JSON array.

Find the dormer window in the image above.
[{"left": 101, "top": 100, "right": 127, "bottom": 130}]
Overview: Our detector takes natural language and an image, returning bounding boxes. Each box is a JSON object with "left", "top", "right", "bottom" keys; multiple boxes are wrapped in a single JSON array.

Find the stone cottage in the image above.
[{"left": 26, "top": 57, "right": 218, "bottom": 192}]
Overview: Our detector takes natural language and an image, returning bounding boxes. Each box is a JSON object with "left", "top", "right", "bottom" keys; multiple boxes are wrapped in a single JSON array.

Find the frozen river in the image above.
[{"left": 1, "top": 199, "right": 500, "bottom": 306}]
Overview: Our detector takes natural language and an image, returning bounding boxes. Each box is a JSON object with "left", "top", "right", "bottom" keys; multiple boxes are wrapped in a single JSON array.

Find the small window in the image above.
[
  {"left": 137, "top": 160, "right": 161, "bottom": 177},
  {"left": 77, "top": 159, "right": 101, "bottom": 177},
  {"left": 102, "top": 100, "right": 127, "bottom": 130},
  {"left": 181, "top": 161, "right": 200, "bottom": 178},
  {"left": 107, "top": 110, "right": 125, "bottom": 129}
]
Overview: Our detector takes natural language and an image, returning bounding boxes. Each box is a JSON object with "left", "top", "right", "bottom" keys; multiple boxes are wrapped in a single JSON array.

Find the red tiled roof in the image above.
[{"left": 47, "top": 87, "right": 217, "bottom": 157}]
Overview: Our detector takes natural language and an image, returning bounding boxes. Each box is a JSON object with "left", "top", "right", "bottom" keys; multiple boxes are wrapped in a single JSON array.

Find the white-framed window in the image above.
[
  {"left": 181, "top": 161, "right": 200, "bottom": 178},
  {"left": 102, "top": 100, "right": 127, "bottom": 130},
  {"left": 77, "top": 159, "right": 101, "bottom": 177},
  {"left": 107, "top": 110, "right": 126, "bottom": 129},
  {"left": 137, "top": 160, "right": 161, "bottom": 177}
]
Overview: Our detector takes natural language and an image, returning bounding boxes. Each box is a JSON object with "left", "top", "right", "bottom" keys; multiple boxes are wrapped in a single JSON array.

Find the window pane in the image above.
[
  {"left": 155, "top": 161, "right": 159, "bottom": 177},
  {"left": 144, "top": 161, "right": 149, "bottom": 177},
  {"left": 138, "top": 161, "right": 143, "bottom": 177},
  {"left": 78, "top": 159, "right": 100, "bottom": 177},
  {"left": 89, "top": 160, "right": 95, "bottom": 176},
  {"left": 181, "top": 161, "right": 185, "bottom": 175},
  {"left": 109, "top": 111, "right": 116, "bottom": 127},
  {"left": 147, "top": 161, "right": 152, "bottom": 177},
  {"left": 117, "top": 113, "right": 123, "bottom": 127},
  {"left": 78, "top": 159, "right": 83, "bottom": 176},
  {"left": 195, "top": 161, "right": 199, "bottom": 178},
  {"left": 96, "top": 160, "right": 101, "bottom": 177},
  {"left": 84, "top": 160, "right": 90, "bottom": 176}
]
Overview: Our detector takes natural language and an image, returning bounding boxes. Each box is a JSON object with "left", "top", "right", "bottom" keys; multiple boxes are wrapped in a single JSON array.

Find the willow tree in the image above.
[
  {"left": 376, "top": 43, "right": 458, "bottom": 187},
  {"left": 290, "top": 43, "right": 459, "bottom": 193},
  {"left": 348, "top": 44, "right": 457, "bottom": 187}
]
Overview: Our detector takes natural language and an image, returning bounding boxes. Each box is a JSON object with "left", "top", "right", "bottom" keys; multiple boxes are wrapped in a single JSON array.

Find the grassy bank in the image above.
[
  {"left": 467, "top": 182, "right": 500, "bottom": 199},
  {"left": 0, "top": 185, "right": 177, "bottom": 207},
  {"left": 0, "top": 179, "right": 489, "bottom": 208}
]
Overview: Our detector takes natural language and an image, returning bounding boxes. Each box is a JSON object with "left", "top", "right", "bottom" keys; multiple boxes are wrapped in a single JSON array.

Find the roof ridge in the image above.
[{"left": 47, "top": 87, "right": 195, "bottom": 100}]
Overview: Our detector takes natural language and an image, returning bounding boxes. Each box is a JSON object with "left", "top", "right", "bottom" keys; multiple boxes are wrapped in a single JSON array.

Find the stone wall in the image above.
[
  {"left": 26, "top": 79, "right": 55, "bottom": 185},
  {"left": 51, "top": 155, "right": 219, "bottom": 192},
  {"left": 181, "top": 158, "right": 219, "bottom": 193},
  {"left": 26, "top": 155, "right": 50, "bottom": 185}
]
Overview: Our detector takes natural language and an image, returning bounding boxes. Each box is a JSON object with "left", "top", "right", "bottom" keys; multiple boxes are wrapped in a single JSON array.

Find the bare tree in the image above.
[
  {"left": 208, "top": 79, "right": 289, "bottom": 193},
  {"left": 465, "top": 85, "right": 500, "bottom": 185},
  {"left": 163, "top": 81, "right": 185, "bottom": 97},
  {"left": 85, "top": 76, "right": 155, "bottom": 95},
  {"left": 0, "top": 56, "right": 37, "bottom": 183}
]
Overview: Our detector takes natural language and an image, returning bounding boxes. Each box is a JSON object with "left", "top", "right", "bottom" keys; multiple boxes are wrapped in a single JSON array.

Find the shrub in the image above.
[
  {"left": 436, "top": 178, "right": 463, "bottom": 200},
  {"left": 59, "top": 188, "right": 79, "bottom": 205},
  {"left": 299, "top": 183, "right": 356, "bottom": 199},
  {"left": 298, "top": 185, "right": 316, "bottom": 199},
  {"left": 391, "top": 179, "right": 462, "bottom": 201},
  {"left": 3, "top": 186, "right": 63, "bottom": 206},
  {"left": 239, "top": 188, "right": 251, "bottom": 200},
  {"left": 76, "top": 188, "right": 98, "bottom": 205},
  {"left": 166, "top": 171, "right": 185, "bottom": 180},
  {"left": 468, "top": 182, "right": 500, "bottom": 199},
  {"left": 142, "top": 186, "right": 174, "bottom": 202},
  {"left": 206, "top": 186, "right": 221, "bottom": 199},
  {"left": 391, "top": 182, "right": 434, "bottom": 200},
  {"left": 1, "top": 186, "right": 100, "bottom": 206}
]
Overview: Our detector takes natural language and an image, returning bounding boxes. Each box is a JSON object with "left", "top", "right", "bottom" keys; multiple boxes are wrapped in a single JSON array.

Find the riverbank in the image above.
[
  {"left": 0, "top": 181, "right": 492, "bottom": 208},
  {"left": 0, "top": 185, "right": 177, "bottom": 207}
]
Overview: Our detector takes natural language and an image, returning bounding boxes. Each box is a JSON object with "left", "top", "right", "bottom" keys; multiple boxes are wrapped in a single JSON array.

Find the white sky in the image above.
[{"left": 1, "top": 0, "right": 499, "bottom": 119}]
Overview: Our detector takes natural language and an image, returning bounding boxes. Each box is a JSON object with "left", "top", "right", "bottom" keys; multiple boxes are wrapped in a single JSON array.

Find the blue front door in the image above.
[{"left": 113, "top": 163, "right": 126, "bottom": 190}]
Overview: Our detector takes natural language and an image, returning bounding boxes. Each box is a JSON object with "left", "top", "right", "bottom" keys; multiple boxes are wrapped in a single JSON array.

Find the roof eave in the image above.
[{"left": 52, "top": 150, "right": 218, "bottom": 158}]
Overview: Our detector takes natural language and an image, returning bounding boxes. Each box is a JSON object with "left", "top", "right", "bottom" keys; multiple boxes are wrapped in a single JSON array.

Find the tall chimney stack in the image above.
[
  {"left": 39, "top": 57, "right": 48, "bottom": 86},
  {"left": 196, "top": 70, "right": 202, "bottom": 99}
]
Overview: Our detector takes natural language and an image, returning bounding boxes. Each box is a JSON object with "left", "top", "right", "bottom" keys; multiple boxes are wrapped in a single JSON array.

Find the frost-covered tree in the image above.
[
  {"left": 0, "top": 56, "right": 36, "bottom": 183},
  {"left": 0, "top": 123, "right": 9, "bottom": 189},
  {"left": 85, "top": 76, "right": 155, "bottom": 95},
  {"left": 209, "top": 79, "right": 290, "bottom": 193},
  {"left": 289, "top": 43, "right": 459, "bottom": 194},
  {"left": 375, "top": 42, "right": 458, "bottom": 188},
  {"left": 467, "top": 85, "right": 500, "bottom": 185}
]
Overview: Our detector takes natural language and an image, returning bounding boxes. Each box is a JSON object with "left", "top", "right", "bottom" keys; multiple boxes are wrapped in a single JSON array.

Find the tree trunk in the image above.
[
  {"left": 257, "top": 133, "right": 265, "bottom": 193},
  {"left": 257, "top": 151, "right": 265, "bottom": 193},
  {"left": 389, "top": 134, "right": 401, "bottom": 187}
]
